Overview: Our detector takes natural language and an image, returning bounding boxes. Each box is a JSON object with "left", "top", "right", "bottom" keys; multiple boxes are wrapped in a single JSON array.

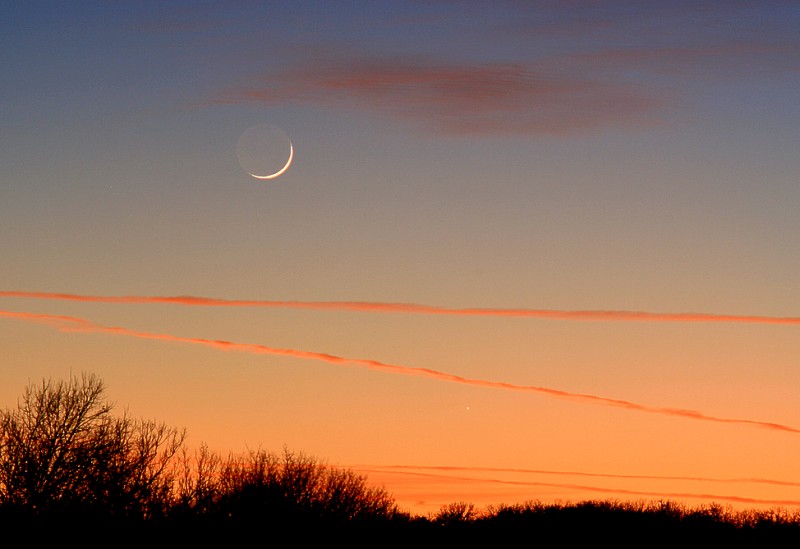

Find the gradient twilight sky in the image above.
[{"left": 2, "top": 1, "right": 800, "bottom": 514}]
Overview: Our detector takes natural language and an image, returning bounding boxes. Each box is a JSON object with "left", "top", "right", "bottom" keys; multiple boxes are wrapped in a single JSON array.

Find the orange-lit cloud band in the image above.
[
  {"left": 359, "top": 464, "right": 800, "bottom": 488},
  {"left": 2, "top": 308, "right": 799, "bottom": 435},
  {"left": 352, "top": 466, "right": 800, "bottom": 507},
  {"left": 2, "top": 291, "right": 799, "bottom": 326}
]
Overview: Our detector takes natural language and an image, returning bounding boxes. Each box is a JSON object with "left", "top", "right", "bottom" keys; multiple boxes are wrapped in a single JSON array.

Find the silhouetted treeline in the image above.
[
  {"left": 427, "top": 499, "right": 800, "bottom": 544},
  {"left": 2, "top": 375, "right": 800, "bottom": 544}
]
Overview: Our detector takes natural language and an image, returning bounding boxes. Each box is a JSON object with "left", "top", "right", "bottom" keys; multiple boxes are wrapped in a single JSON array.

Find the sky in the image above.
[{"left": 2, "top": 1, "right": 800, "bottom": 515}]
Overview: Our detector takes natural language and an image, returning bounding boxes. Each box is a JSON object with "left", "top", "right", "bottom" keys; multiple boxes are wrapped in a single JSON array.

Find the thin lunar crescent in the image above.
[
  {"left": 236, "top": 123, "right": 293, "bottom": 180},
  {"left": 247, "top": 142, "right": 293, "bottom": 180}
]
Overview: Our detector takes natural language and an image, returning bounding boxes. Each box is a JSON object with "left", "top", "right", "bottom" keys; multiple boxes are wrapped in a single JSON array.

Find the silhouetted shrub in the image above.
[
  {"left": 174, "top": 446, "right": 401, "bottom": 536},
  {"left": 434, "top": 501, "right": 477, "bottom": 525}
]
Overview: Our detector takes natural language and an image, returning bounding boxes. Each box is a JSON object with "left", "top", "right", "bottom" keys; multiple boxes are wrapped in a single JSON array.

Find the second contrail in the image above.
[{"left": 2, "top": 308, "right": 799, "bottom": 435}]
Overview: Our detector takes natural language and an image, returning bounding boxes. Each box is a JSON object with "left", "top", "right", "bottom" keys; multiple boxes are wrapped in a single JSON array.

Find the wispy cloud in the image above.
[
  {"left": 195, "top": 1, "right": 799, "bottom": 137},
  {"left": 360, "top": 464, "right": 800, "bottom": 488},
  {"left": 2, "top": 308, "right": 799, "bottom": 434},
  {"left": 2, "top": 291, "right": 799, "bottom": 326},
  {"left": 203, "top": 56, "right": 664, "bottom": 135},
  {"left": 563, "top": 42, "right": 800, "bottom": 78},
  {"left": 353, "top": 466, "right": 800, "bottom": 507}
]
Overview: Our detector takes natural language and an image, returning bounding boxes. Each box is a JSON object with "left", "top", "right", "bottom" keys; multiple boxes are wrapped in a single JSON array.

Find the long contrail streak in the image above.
[
  {"left": 352, "top": 467, "right": 800, "bottom": 507},
  {"left": 2, "top": 290, "right": 799, "bottom": 326},
  {"left": 357, "top": 464, "right": 800, "bottom": 488},
  {"left": 2, "top": 308, "right": 799, "bottom": 435}
]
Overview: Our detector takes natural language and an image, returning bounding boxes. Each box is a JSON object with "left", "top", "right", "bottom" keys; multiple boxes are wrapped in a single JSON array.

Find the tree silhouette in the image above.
[
  {"left": 0, "top": 373, "right": 184, "bottom": 521},
  {"left": 175, "top": 446, "right": 400, "bottom": 530},
  {"left": 6, "top": 374, "right": 799, "bottom": 542},
  {"left": 435, "top": 501, "right": 477, "bottom": 525}
]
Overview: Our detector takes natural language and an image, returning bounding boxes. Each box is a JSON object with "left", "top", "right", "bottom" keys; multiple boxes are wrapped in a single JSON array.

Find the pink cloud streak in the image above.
[{"left": 203, "top": 57, "right": 663, "bottom": 135}]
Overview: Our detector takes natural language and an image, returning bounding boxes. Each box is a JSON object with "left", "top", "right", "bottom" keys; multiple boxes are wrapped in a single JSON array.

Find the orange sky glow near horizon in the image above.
[
  {"left": 2, "top": 296, "right": 800, "bottom": 514},
  {"left": 2, "top": 2, "right": 799, "bottom": 516}
]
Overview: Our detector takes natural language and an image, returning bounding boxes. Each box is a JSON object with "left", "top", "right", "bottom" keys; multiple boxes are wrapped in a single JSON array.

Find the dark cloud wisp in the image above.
[{"left": 206, "top": 56, "right": 665, "bottom": 135}]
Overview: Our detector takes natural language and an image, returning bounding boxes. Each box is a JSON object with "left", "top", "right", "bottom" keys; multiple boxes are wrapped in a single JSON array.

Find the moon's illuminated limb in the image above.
[{"left": 248, "top": 142, "right": 293, "bottom": 180}]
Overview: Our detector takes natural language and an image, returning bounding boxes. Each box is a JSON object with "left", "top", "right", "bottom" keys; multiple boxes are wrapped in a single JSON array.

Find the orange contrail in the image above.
[
  {"left": 2, "top": 290, "right": 800, "bottom": 325},
  {"left": 357, "top": 464, "right": 800, "bottom": 488},
  {"left": 352, "top": 466, "right": 800, "bottom": 507},
  {"left": 2, "top": 308, "right": 799, "bottom": 435}
]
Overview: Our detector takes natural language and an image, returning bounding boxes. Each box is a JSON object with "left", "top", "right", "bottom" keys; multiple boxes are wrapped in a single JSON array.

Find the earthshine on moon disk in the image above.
[{"left": 236, "top": 123, "right": 293, "bottom": 180}]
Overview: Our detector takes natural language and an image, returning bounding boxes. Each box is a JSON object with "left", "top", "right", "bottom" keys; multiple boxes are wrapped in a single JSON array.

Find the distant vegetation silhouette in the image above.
[
  {"left": 2, "top": 374, "right": 799, "bottom": 543},
  {"left": 0, "top": 374, "right": 183, "bottom": 521}
]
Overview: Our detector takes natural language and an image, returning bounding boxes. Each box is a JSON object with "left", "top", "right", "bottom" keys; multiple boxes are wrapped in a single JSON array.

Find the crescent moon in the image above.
[{"left": 248, "top": 142, "right": 293, "bottom": 180}]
